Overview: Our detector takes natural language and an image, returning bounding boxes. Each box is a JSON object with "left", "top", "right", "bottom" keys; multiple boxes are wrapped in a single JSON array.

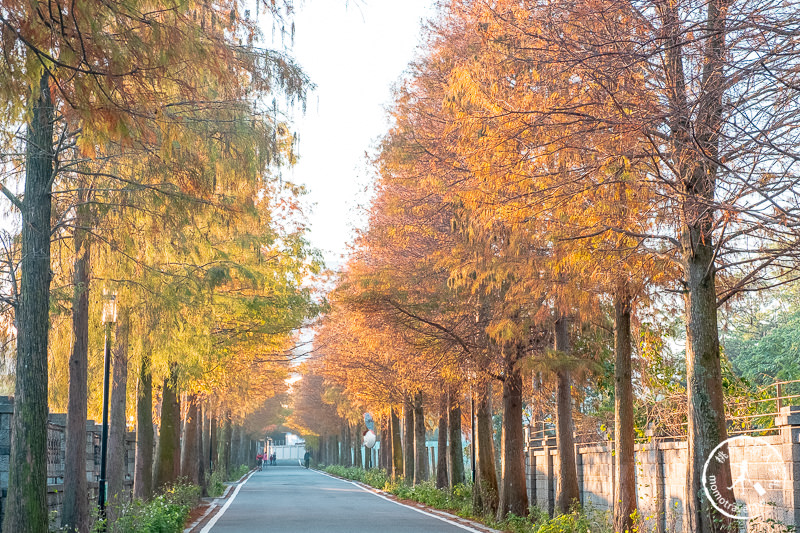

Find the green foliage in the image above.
[
  {"left": 392, "top": 481, "right": 472, "bottom": 516},
  {"left": 491, "top": 506, "right": 612, "bottom": 533},
  {"left": 726, "top": 305, "right": 800, "bottom": 394},
  {"left": 227, "top": 464, "right": 250, "bottom": 482},
  {"left": 325, "top": 466, "right": 614, "bottom": 532},
  {"left": 206, "top": 471, "right": 226, "bottom": 498},
  {"left": 324, "top": 465, "right": 390, "bottom": 489},
  {"left": 91, "top": 482, "right": 200, "bottom": 533}
]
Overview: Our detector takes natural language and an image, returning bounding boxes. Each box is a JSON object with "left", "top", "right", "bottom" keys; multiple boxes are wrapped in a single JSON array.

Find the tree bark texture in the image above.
[
  {"left": 614, "top": 295, "right": 637, "bottom": 532},
  {"left": 238, "top": 428, "right": 248, "bottom": 470},
  {"left": 62, "top": 188, "right": 90, "bottom": 533},
  {"left": 413, "top": 391, "right": 428, "bottom": 484},
  {"left": 219, "top": 410, "right": 232, "bottom": 477},
  {"left": 403, "top": 397, "right": 415, "bottom": 482},
  {"left": 448, "top": 390, "right": 465, "bottom": 487},
  {"left": 474, "top": 380, "right": 499, "bottom": 517},
  {"left": 497, "top": 362, "right": 529, "bottom": 520},
  {"left": 209, "top": 412, "right": 217, "bottom": 473},
  {"left": 380, "top": 417, "right": 389, "bottom": 471},
  {"left": 391, "top": 407, "right": 403, "bottom": 479},
  {"left": 436, "top": 393, "right": 449, "bottom": 489},
  {"left": 354, "top": 421, "right": 363, "bottom": 469},
  {"left": 107, "top": 305, "right": 131, "bottom": 520},
  {"left": 198, "top": 403, "right": 207, "bottom": 496},
  {"left": 154, "top": 364, "right": 181, "bottom": 489},
  {"left": 3, "top": 71, "right": 54, "bottom": 533},
  {"left": 555, "top": 317, "right": 579, "bottom": 513},
  {"left": 343, "top": 423, "right": 352, "bottom": 467},
  {"left": 684, "top": 234, "right": 734, "bottom": 533},
  {"left": 133, "top": 352, "right": 154, "bottom": 500},
  {"left": 181, "top": 394, "right": 201, "bottom": 485},
  {"left": 230, "top": 425, "right": 241, "bottom": 469}
]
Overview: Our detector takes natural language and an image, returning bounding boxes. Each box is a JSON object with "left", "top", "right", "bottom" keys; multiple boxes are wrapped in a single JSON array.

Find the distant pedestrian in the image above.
[
  {"left": 257, "top": 452, "right": 264, "bottom": 471},
  {"left": 303, "top": 450, "right": 311, "bottom": 469},
  {"left": 271, "top": 453, "right": 277, "bottom": 466}
]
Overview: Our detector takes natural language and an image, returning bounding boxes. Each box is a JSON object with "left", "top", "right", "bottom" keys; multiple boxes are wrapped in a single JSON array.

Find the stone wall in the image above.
[
  {"left": 0, "top": 396, "right": 136, "bottom": 529},
  {"left": 525, "top": 406, "right": 800, "bottom": 531}
]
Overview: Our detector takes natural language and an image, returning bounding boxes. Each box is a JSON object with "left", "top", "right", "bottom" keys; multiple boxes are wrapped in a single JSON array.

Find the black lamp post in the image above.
[{"left": 98, "top": 290, "right": 117, "bottom": 516}]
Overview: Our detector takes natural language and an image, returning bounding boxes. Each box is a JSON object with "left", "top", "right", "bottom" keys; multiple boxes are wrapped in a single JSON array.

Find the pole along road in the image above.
[{"left": 203, "top": 466, "right": 491, "bottom": 532}]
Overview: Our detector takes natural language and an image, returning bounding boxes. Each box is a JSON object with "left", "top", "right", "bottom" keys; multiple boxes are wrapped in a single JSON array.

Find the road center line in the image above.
[
  {"left": 315, "top": 470, "right": 494, "bottom": 533},
  {"left": 198, "top": 470, "right": 256, "bottom": 533}
]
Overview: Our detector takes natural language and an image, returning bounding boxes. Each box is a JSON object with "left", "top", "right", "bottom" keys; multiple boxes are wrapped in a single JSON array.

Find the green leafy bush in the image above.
[
  {"left": 228, "top": 464, "right": 250, "bottom": 482},
  {"left": 206, "top": 471, "right": 226, "bottom": 498},
  {"left": 92, "top": 482, "right": 200, "bottom": 533},
  {"left": 323, "top": 465, "right": 614, "bottom": 533}
]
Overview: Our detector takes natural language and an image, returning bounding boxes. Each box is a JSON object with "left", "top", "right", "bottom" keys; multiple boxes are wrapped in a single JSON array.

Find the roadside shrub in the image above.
[
  {"left": 227, "top": 464, "right": 250, "bottom": 482},
  {"left": 92, "top": 482, "right": 200, "bottom": 533},
  {"left": 206, "top": 471, "right": 225, "bottom": 498}
]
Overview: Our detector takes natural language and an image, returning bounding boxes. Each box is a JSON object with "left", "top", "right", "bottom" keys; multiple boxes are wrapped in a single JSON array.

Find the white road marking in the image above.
[
  {"left": 315, "top": 470, "right": 497, "bottom": 533},
  {"left": 199, "top": 470, "right": 256, "bottom": 533}
]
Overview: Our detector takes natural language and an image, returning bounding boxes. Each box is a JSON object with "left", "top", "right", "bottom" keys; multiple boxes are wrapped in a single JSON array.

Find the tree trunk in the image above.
[
  {"left": 684, "top": 226, "right": 734, "bottom": 532},
  {"left": 448, "top": 389, "right": 465, "bottom": 487},
  {"left": 403, "top": 396, "right": 415, "bottom": 482},
  {"left": 331, "top": 433, "right": 340, "bottom": 466},
  {"left": 354, "top": 421, "right": 363, "bottom": 469},
  {"left": 342, "top": 423, "right": 351, "bottom": 467},
  {"left": 554, "top": 317, "right": 579, "bottom": 513},
  {"left": 380, "top": 417, "right": 389, "bottom": 471},
  {"left": 3, "top": 71, "right": 54, "bottom": 533},
  {"left": 62, "top": 186, "right": 90, "bottom": 533},
  {"left": 238, "top": 429, "right": 248, "bottom": 471},
  {"left": 181, "top": 394, "right": 201, "bottom": 485},
  {"left": 230, "top": 424, "right": 241, "bottom": 470},
  {"left": 391, "top": 407, "right": 403, "bottom": 479},
  {"left": 413, "top": 391, "right": 428, "bottom": 484},
  {"left": 614, "top": 294, "right": 637, "bottom": 531},
  {"left": 497, "top": 357, "right": 529, "bottom": 519},
  {"left": 218, "top": 410, "right": 232, "bottom": 478},
  {"left": 154, "top": 364, "right": 181, "bottom": 490},
  {"left": 436, "top": 393, "right": 449, "bottom": 489},
  {"left": 133, "top": 351, "right": 154, "bottom": 500},
  {"left": 107, "top": 306, "right": 131, "bottom": 520},
  {"left": 209, "top": 411, "right": 217, "bottom": 473},
  {"left": 198, "top": 403, "right": 207, "bottom": 496},
  {"left": 474, "top": 380, "right": 499, "bottom": 517}
]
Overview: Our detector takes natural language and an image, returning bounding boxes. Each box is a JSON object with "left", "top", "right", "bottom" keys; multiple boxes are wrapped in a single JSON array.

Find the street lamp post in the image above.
[{"left": 98, "top": 290, "right": 117, "bottom": 516}]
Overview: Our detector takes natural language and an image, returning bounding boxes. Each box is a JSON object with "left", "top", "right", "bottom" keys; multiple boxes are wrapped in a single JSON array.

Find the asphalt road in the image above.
[{"left": 206, "top": 466, "right": 477, "bottom": 532}]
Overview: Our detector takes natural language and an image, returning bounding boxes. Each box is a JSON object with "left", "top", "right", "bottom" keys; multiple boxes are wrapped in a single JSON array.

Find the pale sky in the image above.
[{"left": 286, "top": 0, "right": 436, "bottom": 269}]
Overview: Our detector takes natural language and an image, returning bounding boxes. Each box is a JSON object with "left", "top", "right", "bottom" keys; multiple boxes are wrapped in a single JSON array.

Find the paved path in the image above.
[{"left": 206, "top": 466, "right": 479, "bottom": 532}]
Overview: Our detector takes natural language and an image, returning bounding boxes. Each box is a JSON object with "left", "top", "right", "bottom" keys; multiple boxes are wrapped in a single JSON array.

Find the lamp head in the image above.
[{"left": 102, "top": 289, "right": 117, "bottom": 324}]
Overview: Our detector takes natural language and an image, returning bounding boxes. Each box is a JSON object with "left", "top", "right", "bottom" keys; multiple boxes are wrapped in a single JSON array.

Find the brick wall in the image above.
[{"left": 526, "top": 406, "right": 800, "bottom": 531}]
